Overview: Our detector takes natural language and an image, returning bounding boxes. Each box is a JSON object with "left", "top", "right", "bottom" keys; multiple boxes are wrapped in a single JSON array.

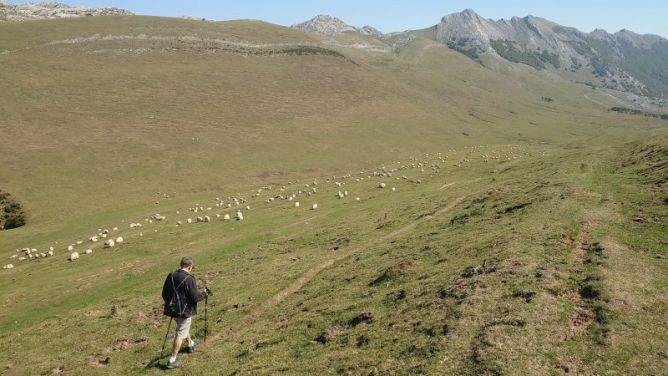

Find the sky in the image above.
[{"left": 7, "top": 0, "right": 668, "bottom": 38}]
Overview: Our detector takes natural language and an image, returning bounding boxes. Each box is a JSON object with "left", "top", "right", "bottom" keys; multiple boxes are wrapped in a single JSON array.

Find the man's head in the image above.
[{"left": 180, "top": 256, "right": 194, "bottom": 272}]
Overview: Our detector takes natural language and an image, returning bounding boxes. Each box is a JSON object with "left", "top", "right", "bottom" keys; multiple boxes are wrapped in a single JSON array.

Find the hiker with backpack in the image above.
[{"left": 161, "top": 256, "right": 209, "bottom": 369}]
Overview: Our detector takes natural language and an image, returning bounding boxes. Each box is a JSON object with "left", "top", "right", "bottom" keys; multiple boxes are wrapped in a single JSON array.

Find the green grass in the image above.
[{"left": 0, "top": 16, "right": 666, "bottom": 375}]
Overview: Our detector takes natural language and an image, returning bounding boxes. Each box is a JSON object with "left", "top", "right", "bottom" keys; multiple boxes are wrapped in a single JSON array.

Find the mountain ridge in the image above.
[{"left": 293, "top": 9, "right": 668, "bottom": 102}]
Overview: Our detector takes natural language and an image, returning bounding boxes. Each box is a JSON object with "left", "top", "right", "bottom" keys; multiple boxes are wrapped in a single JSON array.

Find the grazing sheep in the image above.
[
  {"left": 236, "top": 211, "right": 244, "bottom": 221},
  {"left": 246, "top": 205, "right": 251, "bottom": 210},
  {"left": 223, "top": 214, "right": 231, "bottom": 220},
  {"left": 40, "top": 253, "right": 46, "bottom": 258},
  {"left": 392, "top": 187, "right": 396, "bottom": 192},
  {"left": 101, "top": 233, "right": 107, "bottom": 238},
  {"left": 85, "top": 249, "right": 93, "bottom": 254},
  {"left": 294, "top": 202, "right": 300, "bottom": 208},
  {"left": 2, "top": 264, "right": 14, "bottom": 269},
  {"left": 379, "top": 183, "right": 386, "bottom": 188},
  {"left": 68, "top": 252, "right": 79, "bottom": 261},
  {"left": 203, "top": 216, "right": 211, "bottom": 222},
  {"left": 312, "top": 203, "right": 318, "bottom": 210},
  {"left": 49, "top": 246, "right": 54, "bottom": 251},
  {"left": 356, "top": 197, "right": 361, "bottom": 201},
  {"left": 187, "top": 218, "right": 193, "bottom": 224},
  {"left": 67, "top": 245, "right": 74, "bottom": 251},
  {"left": 115, "top": 237, "right": 123, "bottom": 244},
  {"left": 76, "top": 240, "right": 83, "bottom": 245},
  {"left": 337, "top": 191, "right": 344, "bottom": 199},
  {"left": 47, "top": 251, "right": 54, "bottom": 256},
  {"left": 104, "top": 239, "right": 115, "bottom": 248},
  {"left": 113, "top": 227, "right": 118, "bottom": 231},
  {"left": 18, "top": 257, "right": 26, "bottom": 261}
]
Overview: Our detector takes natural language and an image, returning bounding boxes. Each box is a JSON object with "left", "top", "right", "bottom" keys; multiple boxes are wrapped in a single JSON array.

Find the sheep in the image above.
[
  {"left": 40, "top": 253, "right": 46, "bottom": 258},
  {"left": 246, "top": 205, "right": 251, "bottom": 210},
  {"left": 85, "top": 249, "right": 93, "bottom": 254},
  {"left": 90, "top": 236, "right": 99, "bottom": 242},
  {"left": 356, "top": 197, "right": 361, "bottom": 201},
  {"left": 294, "top": 202, "right": 300, "bottom": 208},
  {"left": 104, "top": 239, "right": 115, "bottom": 248},
  {"left": 203, "top": 216, "right": 211, "bottom": 223},
  {"left": 18, "top": 257, "right": 26, "bottom": 261},
  {"left": 223, "top": 214, "right": 231, "bottom": 220},
  {"left": 236, "top": 211, "right": 244, "bottom": 221},
  {"left": 2, "top": 264, "right": 14, "bottom": 269},
  {"left": 113, "top": 227, "right": 118, "bottom": 231},
  {"left": 312, "top": 203, "right": 318, "bottom": 210},
  {"left": 337, "top": 191, "right": 344, "bottom": 199},
  {"left": 379, "top": 183, "right": 386, "bottom": 188},
  {"left": 47, "top": 251, "right": 53, "bottom": 257},
  {"left": 68, "top": 252, "right": 79, "bottom": 261},
  {"left": 67, "top": 245, "right": 74, "bottom": 251},
  {"left": 392, "top": 187, "right": 396, "bottom": 192},
  {"left": 76, "top": 240, "right": 83, "bottom": 245},
  {"left": 101, "top": 233, "right": 107, "bottom": 238},
  {"left": 187, "top": 218, "right": 193, "bottom": 224},
  {"left": 115, "top": 237, "right": 123, "bottom": 244},
  {"left": 49, "top": 246, "right": 55, "bottom": 251}
]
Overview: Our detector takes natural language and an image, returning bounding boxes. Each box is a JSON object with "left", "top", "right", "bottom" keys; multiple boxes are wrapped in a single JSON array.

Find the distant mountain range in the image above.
[
  {"left": 2, "top": 3, "right": 666, "bottom": 101},
  {"left": 293, "top": 10, "right": 668, "bottom": 100}
]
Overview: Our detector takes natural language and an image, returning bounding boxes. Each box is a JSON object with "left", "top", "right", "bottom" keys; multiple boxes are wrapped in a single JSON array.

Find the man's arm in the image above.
[{"left": 186, "top": 276, "right": 206, "bottom": 302}]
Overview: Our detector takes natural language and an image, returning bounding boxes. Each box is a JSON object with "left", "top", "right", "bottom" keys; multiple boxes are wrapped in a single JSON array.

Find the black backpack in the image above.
[{"left": 164, "top": 272, "right": 190, "bottom": 317}]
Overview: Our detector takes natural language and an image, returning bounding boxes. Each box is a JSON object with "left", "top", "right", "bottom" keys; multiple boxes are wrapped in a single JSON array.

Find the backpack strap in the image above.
[{"left": 171, "top": 271, "right": 190, "bottom": 316}]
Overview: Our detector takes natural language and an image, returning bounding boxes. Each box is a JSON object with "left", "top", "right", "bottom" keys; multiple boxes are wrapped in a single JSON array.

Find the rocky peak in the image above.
[
  {"left": 292, "top": 14, "right": 384, "bottom": 37},
  {"left": 0, "top": 2, "right": 133, "bottom": 22}
]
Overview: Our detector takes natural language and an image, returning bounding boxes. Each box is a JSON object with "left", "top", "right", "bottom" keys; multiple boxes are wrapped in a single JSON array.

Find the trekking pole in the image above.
[
  {"left": 204, "top": 286, "right": 212, "bottom": 344},
  {"left": 160, "top": 317, "right": 173, "bottom": 359},
  {"left": 204, "top": 294, "right": 209, "bottom": 344}
]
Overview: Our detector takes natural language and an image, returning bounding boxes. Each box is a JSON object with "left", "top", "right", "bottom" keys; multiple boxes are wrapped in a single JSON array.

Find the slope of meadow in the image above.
[{"left": 0, "top": 16, "right": 666, "bottom": 375}]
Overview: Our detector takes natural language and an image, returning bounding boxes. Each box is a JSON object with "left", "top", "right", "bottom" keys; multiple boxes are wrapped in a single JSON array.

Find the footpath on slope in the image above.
[{"left": 196, "top": 195, "right": 466, "bottom": 352}]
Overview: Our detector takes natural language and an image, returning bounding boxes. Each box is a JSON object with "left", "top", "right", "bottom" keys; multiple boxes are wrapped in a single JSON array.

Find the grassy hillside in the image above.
[{"left": 0, "top": 16, "right": 666, "bottom": 375}]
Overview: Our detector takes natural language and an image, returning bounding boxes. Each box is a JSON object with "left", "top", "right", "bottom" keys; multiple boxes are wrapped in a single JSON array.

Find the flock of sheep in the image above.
[{"left": 2, "top": 145, "right": 532, "bottom": 271}]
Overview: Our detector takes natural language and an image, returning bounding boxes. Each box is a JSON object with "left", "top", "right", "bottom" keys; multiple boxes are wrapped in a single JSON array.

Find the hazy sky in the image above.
[{"left": 8, "top": 0, "right": 668, "bottom": 38}]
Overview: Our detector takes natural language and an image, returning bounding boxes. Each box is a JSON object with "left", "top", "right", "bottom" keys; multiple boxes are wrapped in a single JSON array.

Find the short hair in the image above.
[{"left": 180, "top": 256, "right": 193, "bottom": 268}]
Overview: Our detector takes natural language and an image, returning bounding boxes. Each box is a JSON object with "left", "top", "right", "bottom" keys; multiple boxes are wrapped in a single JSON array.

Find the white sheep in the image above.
[
  {"left": 47, "top": 251, "right": 54, "bottom": 256},
  {"left": 379, "top": 183, "right": 386, "bottom": 188},
  {"left": 40, "top": 253, "right": 46, "bottom": 258},
  {"left": 85, "top": 249, "right": 93, "bottom": 254},
  {"left": 223, "top": 214, "right": 231, "bottom": 220},
  {"left": 68, "top": 252, "right": 79, "bottom": 261},
  {"left": 294, "top": 202, "right": 300, "bottom": 208},
  {"left": 104, "top": 239, "right": 115, "bottom": 248},
  {"left": 187, "top": 218, "right": 193, "bottom": 224},
  {"left": 2, "top": 264, "right": 14, "bottom": 269},
  {"left": 18, "top": 257, "right": 26, "bottom": 261},
  {"left": 67, "top": 245, "right": 74, "bottom": 251},
  {"left": 115, "top": 237, "right": 123, "bottom": 244},
  {"left": 203, "top": 216, "right": 211, "bottom": 222},
  {"left": 236, "top": 211, "right": 244, "bottom": 221},
  {"left": 312, "top": 203, "right": 318, "bottom": 210}
]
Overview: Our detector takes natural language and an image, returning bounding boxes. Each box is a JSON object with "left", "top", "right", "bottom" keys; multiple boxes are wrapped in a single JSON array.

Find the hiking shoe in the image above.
[
  {"left": 185, "top": 340, "right": 197, "bottom": 353},
  {"left": 166, "top": 358, "right": 182, "bottom": 369}
]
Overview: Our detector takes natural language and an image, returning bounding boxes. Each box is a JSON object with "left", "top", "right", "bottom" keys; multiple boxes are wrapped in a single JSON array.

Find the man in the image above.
[{"left": 162, "top": 256, "right": 208, "bottom": 369}]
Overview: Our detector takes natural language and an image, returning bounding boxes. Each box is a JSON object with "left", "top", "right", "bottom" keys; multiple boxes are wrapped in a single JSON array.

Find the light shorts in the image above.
[{"left": 175, "top": 316, "right": 192, "bottom": 340}]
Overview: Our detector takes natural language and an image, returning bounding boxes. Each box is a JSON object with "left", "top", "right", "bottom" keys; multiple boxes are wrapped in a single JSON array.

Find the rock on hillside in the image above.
[
  {"left": 434, "top": 9, "right": 668, "bottom": 98},
  {"left": 0, "top": 2, "right": 132, "bottom": 22}
]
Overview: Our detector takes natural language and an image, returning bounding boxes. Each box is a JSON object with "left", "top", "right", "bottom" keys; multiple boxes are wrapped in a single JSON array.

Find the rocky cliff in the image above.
[{"left": 0, "top": 2, "right": 132, "bottom": 22}]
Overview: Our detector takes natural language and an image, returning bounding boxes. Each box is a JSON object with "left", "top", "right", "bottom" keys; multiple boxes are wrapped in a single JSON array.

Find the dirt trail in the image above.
[{"left": 199, "top": 194, "right": 466, "bottom": 350}]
